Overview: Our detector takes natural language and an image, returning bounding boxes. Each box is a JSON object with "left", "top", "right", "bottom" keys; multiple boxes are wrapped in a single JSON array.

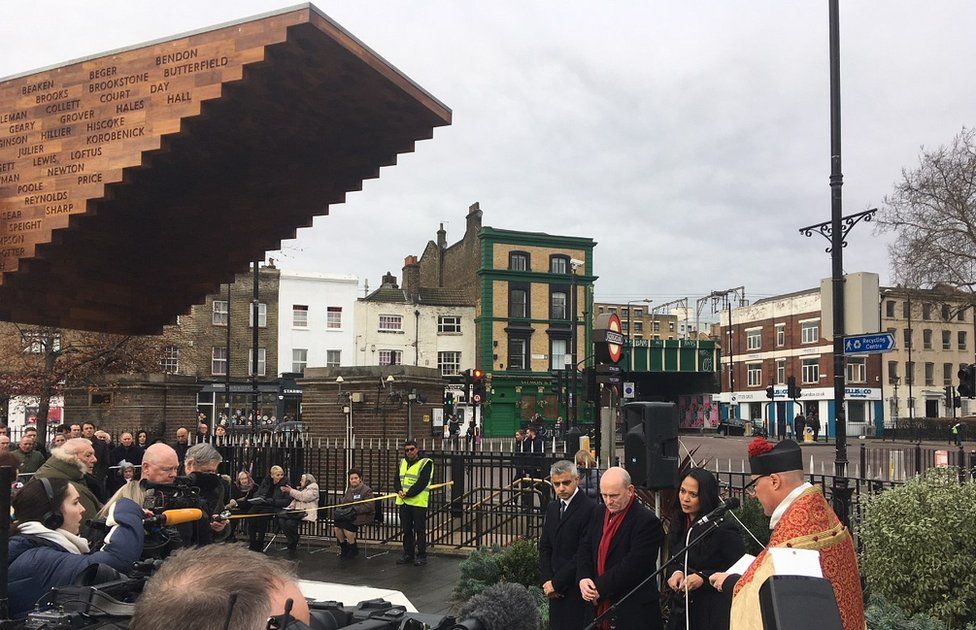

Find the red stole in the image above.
[{"left": 595, "top": 496, "right": 635, "bottom": 627}]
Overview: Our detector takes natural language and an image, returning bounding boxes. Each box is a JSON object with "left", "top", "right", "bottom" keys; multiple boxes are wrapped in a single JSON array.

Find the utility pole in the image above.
[{"left": 703, "top": 288, "right": 747, "bottom": 424}]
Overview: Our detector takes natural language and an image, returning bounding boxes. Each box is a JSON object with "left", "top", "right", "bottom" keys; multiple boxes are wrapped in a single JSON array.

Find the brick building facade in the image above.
[{"left": 719, "top": 288, "right": 883, "bottom": 438}]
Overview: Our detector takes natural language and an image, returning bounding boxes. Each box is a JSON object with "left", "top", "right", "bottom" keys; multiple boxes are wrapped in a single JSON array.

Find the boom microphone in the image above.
[
  {"left": 694, "top": 497, "right": 740, "bottom": 526},
  {"left": 144, "top": 508, "right": 204, "bottom": 526},
  {"left": 454, "top": 582, "right": 540, "bottom": 630}
]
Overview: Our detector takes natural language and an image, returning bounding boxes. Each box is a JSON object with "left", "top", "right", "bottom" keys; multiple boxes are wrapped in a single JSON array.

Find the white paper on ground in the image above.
[
  {"left": 726, "top": 553, "right": 756, "bottom": 575},
  {"left": 298, "top": 580, "right": 416, "bottom": 612},
  {"left": 768, "top": 547, "right": 823, "bottom": 578}
]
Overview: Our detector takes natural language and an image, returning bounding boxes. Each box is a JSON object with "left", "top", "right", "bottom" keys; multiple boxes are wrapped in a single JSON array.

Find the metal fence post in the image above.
[
  {"left": 914, "top": 443, "right": 922, "bottom": 475},
  {"left": 859, "top": 443, "right": 866, "bottom": 480}
]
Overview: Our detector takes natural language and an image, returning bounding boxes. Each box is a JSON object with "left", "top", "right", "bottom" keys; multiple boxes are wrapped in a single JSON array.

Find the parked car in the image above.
[{"left": 717, "top": 416, "right": 767, "bottom": 438}]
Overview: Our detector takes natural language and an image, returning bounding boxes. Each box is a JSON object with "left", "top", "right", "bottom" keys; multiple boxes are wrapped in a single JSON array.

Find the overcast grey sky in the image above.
[{"left": 3, "top": 1, "right": 974, "bottom": 310}]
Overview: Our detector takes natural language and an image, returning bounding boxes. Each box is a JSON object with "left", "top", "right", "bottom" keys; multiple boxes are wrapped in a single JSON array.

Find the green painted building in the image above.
[
  {"left": 475, "top": 226, "right": 597, "bottom": 437},
  {"left": 400, "top": 202, "right": 597, "bottom": 437}
]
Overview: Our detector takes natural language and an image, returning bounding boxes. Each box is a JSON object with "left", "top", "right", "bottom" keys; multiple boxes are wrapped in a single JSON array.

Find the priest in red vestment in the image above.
[{"left": 709, "top": 438, "right": 865, "bottom": 630}]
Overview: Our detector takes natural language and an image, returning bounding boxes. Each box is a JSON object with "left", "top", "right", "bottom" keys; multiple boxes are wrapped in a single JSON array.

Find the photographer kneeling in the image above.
[{"left": 8, "top": 478, "right": 144, "bottom": 619}]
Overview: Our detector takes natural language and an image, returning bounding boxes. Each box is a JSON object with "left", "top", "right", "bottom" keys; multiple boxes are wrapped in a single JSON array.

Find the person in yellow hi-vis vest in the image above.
[{"left": 395, "top": 439, "right": 433, "bottom": 566}]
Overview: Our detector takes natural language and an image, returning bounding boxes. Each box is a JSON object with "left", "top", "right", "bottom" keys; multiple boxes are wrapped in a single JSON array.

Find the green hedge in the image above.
[{"left": 860, "top": 468, "right": 976, "bottom": 628}]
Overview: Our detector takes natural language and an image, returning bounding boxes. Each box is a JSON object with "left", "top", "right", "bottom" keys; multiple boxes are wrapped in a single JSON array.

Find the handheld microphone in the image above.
[
  {"left": 694, "top": 497, "right": 740, "bottom": 526},
  {"left": 144, "top": 508, "right": 205, "bottom": 527}
]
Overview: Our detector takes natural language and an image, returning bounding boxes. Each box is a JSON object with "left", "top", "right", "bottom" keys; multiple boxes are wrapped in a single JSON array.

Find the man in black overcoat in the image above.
[
  {"left": 539, "top": 460, "right": 596, "bottom": 630},
  {"left": 578, "top": 466, "right": 664, "bottom": 630}
]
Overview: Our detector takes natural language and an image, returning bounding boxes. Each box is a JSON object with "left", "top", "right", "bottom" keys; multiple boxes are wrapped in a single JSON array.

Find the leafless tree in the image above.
[{"left": 877, "top": 127, "right": 976, "bottom": 294}]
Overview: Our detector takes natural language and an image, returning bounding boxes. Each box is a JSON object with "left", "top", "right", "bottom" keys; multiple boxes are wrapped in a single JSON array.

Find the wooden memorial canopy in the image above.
[{"left": 0, "top": 4, "right": 451, "bottom": 334}]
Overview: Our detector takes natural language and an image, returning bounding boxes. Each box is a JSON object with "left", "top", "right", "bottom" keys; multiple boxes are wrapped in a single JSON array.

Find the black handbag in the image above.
[{"left": 333, "top": 506, "right": 357, "bottom": 522}]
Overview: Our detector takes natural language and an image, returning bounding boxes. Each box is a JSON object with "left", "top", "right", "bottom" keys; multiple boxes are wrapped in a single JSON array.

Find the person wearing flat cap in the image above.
[{"left": 709, "top": 438, "right": 865, "bottom": 630}]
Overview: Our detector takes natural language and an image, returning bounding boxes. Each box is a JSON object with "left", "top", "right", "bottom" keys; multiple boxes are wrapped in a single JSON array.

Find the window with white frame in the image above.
[
  {"left": 438, "top": 315, "right": 462, "bottom": 333},
  {"left": 924, "top": 362, "right": 934, "bottom": 386},
  {"left": 292, "top": 349, "right": 307, "bottom": 373},
  {"left": 247, "top": 348, "right": 267, "bottom": 377},
  {"left": 212, "top": 301, "right": 228, "bottom": 326},
  {"left": 846, "top": 357, "right": 865, "bottom": 383},
  {"left": 326, "top": 350, "right": 341, "bottom": 367},
  {"left": 248, "top": 303, "right": 267, "bottom": 328},
  {"left": 652, "top": 321, "right": 660, "bottom": 333},
  {"left": 551, "top": 291, "right": 568, "bottom": 320},
  {"left": 633, "top": 308, "right": 643, "bottom": 317},
  {"left": 211, "top": 347, "right": 227, "bottom": 376},
  {"left": 379, "top": 349, "right": 402, "bottom": 366},
  {"left": 292, "top": 305, "right": 308, "bottom": 328},
  {"left": 508, "top": 337, "right": 528, "bottom": 370},
  {"left": 923, "top": 329, "right": 933, "bottom": 349},
  {"left": 801, "top": 358, "right": 820, "bottom": 383},
  {"left": 959, "top": 331, "right": 968, "bottom": 350},
  {"left": 801, "top": 321, "right": 819, "bottom": 344},
  {"left": 746, "top": 329, "right": 761, "bottom": 351},
  {"left": 747, "top": 363, "right": 762, "bottom": 387},
  {"left": 776, "top": 359, "right": 786, "bottom": 384},
  {"left": 943, "top": 330, "right": 952, "bottom": 350},
  {"left": 326, "top": 307, "right": 342, "bottom": 329},
  {"left": 944, "top": 363, "right": 953, "bottom": 386},
  {"left": 669, "top": 321, "right": 675, "bottom": 333},
  {"left": 438, "top": 351, "right": 461, "bottom": 376},
  {"left": 776, "top": 324, "right": 785, "bottom": 347},
  {"left": 378, "top": 314, "right": 403, "bottom": 331},
  {"left": 550, "top": 338, "right": 568, "bottom": 371},
  {"left": 160, "top": 345, "right": 179, "bottom": 373}
]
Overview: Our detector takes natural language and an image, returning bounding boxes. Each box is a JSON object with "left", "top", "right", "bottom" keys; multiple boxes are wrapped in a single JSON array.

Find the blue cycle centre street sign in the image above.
[{"left": 843, "top": 332, "right": 895, "bottom": 354}]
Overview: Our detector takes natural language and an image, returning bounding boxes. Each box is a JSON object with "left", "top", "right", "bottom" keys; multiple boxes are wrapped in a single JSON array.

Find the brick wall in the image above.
[
  {"left": 63, "top": 373, "right": 199, "bottom": 439},
  {"left": 300, "top": 366, "right": 446, "bottom": 442},
  {"left": 175, "top": 266, "right": 280, "bottom": 380}
]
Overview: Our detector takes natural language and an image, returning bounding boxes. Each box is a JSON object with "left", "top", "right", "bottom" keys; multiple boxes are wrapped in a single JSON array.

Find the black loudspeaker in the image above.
[
  {"left": 623, "top": 402, "right": 679, "bottom": 489},
  {"left": 758, "top": 576, "right": 843, "bottom": 630}
]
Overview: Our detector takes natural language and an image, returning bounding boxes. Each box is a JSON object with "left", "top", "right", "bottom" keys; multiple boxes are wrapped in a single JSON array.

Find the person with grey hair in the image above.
[
  {"left": 130, "top": 545, "right": 310, "bottom": 630},
  {"left": 279, "top": 473, "right": 319, "bottom": 556},
  {"left": 540, "top": 459, "right": 595, "bottom": 630},
  {"left": 180, "top": 442, "right": 230, "bottom": 546}
]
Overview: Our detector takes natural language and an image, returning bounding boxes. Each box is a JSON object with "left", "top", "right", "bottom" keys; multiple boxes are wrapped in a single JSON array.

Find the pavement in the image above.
[{"left": 274, "top": 543, "right": 463, "bottom": 615}]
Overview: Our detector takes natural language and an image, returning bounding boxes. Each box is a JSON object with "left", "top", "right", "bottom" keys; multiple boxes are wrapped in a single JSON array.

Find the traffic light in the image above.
[
  {"left": 787, "top": 376, "right": 802, "bottom": 400},
  {"left": 444, "top": 391, "right": 454, "bottom": 416},
  {"left": 958, "top": 364, "right": 976, "bottom": 398},
  {"left": 765, "top": 385, "right": 774, "bottom": 400},
  {"left": 585, "top": 367, "right": 598, "bottom": 403},
  {"left": 471, "top": 369, "right": 486, "bottom": 405}
]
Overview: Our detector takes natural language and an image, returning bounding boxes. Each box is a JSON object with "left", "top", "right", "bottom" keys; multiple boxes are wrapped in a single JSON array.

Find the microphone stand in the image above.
[{"left": 583, "top": 514, "right": 726, "bottom": 630}]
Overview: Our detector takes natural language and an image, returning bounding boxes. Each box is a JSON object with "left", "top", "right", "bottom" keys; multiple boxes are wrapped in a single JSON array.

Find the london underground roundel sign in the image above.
[
  {"left": 606, "top": 313, "right": 624, "bottom": 363},
  {"left": 594, "top": 312, "right": 625, "bottom": 364}
]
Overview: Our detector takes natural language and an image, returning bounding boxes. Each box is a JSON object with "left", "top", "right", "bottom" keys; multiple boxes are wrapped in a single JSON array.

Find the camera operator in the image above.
[
  {"left": 8, "top": 478, "right": 145, "bottom": 619},
  {"left": 248, "top": 465, "right": 291, "bottom": 552},
  {"left": 101, "top": 443, "right": 180, "bottom": 513},
  {"left": 130, "top": 545, "right": 310, "bottom": 630},
  {"left": 179, "top": 442, "right": 230, "bottom": 546}
]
